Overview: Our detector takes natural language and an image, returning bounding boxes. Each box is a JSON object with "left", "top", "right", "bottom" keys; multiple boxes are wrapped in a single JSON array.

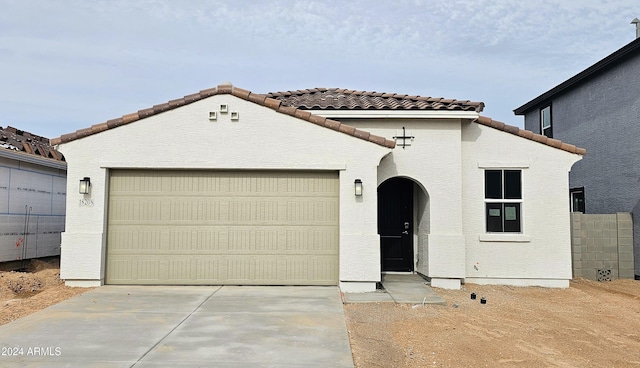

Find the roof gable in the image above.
[
  {"left": 51, "top": 84, "right": 396, "bottom": 148},
  {"left": 50, "top": 83, "right": 585, "bottom": 155},
  {"left": 514, "top": 37, "right": 640, "bottom": 114},
  {"left": 267, "top": 88, "right": 485, "bottom": 112}
]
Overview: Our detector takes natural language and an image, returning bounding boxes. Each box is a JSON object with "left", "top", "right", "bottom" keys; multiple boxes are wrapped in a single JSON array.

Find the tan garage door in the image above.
[{"left": 106, "top": 170, "right": 339, "bottom": 285}]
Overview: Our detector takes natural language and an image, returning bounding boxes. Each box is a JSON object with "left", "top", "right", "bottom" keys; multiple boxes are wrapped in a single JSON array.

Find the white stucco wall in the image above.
[
  {"left": 343, "top": 117, "right": 581, "bottom": 288},
  {"left": 343, "top": 118, "right": 467, "bottom": 284},
  {"left": 57, "top": 95, "right": 390, "bottom": 288},
  {"left": 461, "top": 121, "right": 582, "bottom": 287}
]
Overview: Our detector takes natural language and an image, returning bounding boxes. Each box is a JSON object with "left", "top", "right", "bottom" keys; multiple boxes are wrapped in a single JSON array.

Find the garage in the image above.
[{"left": 105, "top": 170, "right": 339, "bottom": 285}]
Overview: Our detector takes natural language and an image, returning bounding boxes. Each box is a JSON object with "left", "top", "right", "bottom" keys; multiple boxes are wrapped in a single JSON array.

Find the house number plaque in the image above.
[{"left": 79, "top": 199, "right": 94, "bottom": 207}]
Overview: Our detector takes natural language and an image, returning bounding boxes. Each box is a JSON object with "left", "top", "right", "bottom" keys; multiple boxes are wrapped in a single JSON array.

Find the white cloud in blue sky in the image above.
[{"left": 0, "top": 0, "right": 638, "bottom": 138}]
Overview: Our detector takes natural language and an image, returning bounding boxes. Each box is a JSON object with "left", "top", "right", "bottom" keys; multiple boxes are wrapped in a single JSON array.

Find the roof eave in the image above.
[
  {"left": 475, "top": 116, "right": 586, "bottom": 155},
  {"left": 514, "top": 37, "right": 640, "bottom": 115},
  {"left": 311, "top": 110, "right": 481, "bottom": 120},
  {"left": 0, "top": 148, "right": 67, "bottom": 170}
]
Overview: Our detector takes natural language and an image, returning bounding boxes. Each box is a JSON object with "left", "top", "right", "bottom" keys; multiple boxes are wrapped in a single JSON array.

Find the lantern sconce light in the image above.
[
  {"left": 79, "top": 177, "right": 91, "bottom": 195},
  {"left": 354, "top": 179, "right": 363, "bottom": 197}
]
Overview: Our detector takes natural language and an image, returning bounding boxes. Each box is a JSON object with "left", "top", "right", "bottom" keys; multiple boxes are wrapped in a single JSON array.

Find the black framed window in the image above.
[
  {"left": 485, "top": 170, "right": 522, "bottom": 233},
  {"left": 540, "top": 105, "right": 552, "bottom": 138},
  {"left": 570, "top": 187, "right": 585, "bottom": 213}
]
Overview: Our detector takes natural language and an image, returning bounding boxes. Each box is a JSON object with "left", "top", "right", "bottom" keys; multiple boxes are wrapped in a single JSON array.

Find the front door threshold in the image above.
[{"left": 382, "top": 271, "right": 415, "bottom": 275}]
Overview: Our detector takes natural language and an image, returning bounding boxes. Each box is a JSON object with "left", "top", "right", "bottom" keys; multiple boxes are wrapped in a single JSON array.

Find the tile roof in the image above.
[
  {"left": 266, "top": 88, "right": 485, "bottom": 112},
  {"left": 51, "top": 83, "right": 396, "bottom": 149},
  {"left": 50, "top": 83, "right": 585, "bottom": 155},
  {"left": 475, "top": 116, "right": 586, "bottom": 155},
  {"left": 0, "top": 126, "right": 65, "bottom": 161}
]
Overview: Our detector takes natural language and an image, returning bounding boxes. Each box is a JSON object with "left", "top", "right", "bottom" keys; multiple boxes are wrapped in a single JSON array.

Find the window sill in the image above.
[{"left": 479, "top": 234, "right": 531, "bottom": 242}]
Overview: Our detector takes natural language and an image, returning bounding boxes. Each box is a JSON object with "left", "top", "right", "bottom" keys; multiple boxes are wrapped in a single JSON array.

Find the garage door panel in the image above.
[
  {"left": 107, "top": 170, "right": 339, "bottom": 285},
  {"left": 109, "top": 226, "right": 338, "bottom": 255},
  {"left": 107, "top": 254, "right": 337, "bottom": 285}
]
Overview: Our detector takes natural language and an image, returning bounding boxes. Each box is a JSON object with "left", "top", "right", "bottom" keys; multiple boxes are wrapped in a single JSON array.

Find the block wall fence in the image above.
[{"left": 571, "top": 212, "right": 634, "bottom": 280}]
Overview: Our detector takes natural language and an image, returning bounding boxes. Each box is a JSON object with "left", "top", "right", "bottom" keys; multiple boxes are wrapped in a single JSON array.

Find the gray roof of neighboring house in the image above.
[{"left": 514, "top": 37, "right": 640, "bottom": 115}]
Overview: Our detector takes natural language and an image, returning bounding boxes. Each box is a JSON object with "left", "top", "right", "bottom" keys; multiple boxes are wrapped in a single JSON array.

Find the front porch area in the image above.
[{"left": 343, "top": 274, "right": 445, "bottom": 304}]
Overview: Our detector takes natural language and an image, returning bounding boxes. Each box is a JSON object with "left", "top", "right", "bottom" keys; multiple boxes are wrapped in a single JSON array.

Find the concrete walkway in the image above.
[
  {"left": 0, "top": 286, "right": 354, "bottom": 367},
  {"left": 343, "top": 273, "right": 446, "bottom": 304}
]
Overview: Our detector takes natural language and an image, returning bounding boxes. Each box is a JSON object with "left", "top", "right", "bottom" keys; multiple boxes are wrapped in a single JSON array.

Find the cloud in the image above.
[{"left": 0, "top": 0, "right": 638, "bottom": 137}]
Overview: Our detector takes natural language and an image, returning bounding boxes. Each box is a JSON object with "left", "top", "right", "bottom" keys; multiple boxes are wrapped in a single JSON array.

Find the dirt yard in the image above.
[
  {"left": 2, "top": 260, "right": 640, "bottom": 367},
  {"left": 345, "top": 278, "right": 640, "bottom": 367},
  {"left": 0, "top": 258, "right": 91, "bottom": 326}
]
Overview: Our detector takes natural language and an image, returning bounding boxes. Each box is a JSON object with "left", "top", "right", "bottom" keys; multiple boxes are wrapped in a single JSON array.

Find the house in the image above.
[
  {"left": 514, "top": 36, "right": 640, "bottom": 280},
  {"left": 52, "top": 83, "right": 584, "bottom": 291},
  {"left": 0, "top": 126, "right": 66, "bottom": 262}
]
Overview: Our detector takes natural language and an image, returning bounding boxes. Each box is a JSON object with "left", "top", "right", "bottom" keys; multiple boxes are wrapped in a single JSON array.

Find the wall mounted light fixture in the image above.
[
  {"left": 79, "top": 177, "right": 91, "bottom": 194},
  {"left": 354, "top": 179, "right": 363, "bottom": 197}
]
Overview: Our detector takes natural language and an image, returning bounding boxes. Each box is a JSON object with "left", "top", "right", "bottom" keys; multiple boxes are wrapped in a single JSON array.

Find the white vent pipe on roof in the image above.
[{"left": 631, "top": 18, "right": 640, "bottom": 39}]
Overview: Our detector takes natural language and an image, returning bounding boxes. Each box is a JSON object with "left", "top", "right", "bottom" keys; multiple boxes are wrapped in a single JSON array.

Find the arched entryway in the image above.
[{"left": 378, "top": 177, "right": 415, "bottom": 272}]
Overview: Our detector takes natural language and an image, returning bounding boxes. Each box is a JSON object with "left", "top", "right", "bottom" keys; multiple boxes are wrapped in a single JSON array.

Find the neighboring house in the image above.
[
  {"left": 514, "top": 37, "right": 640, "bottom": 279},
  {"left": 52, "top": 83, "right": 584, "bottom": 291},
  {"left": 0, "top": 126, "right": 66, "bottom": 262}
]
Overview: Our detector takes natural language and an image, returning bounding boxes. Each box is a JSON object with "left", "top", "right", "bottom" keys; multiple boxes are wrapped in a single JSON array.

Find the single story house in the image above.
[
  {"left": 0, "top": 126, "right": 66, "bottom": 262},
  {"left": 52, "top": 83, "right": 585, "bottom": 291}
]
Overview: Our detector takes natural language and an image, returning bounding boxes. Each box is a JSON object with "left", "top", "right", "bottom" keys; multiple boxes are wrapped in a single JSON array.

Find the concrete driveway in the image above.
[{"left": 0, "top": 286, "right": 354, "bottom": 367}]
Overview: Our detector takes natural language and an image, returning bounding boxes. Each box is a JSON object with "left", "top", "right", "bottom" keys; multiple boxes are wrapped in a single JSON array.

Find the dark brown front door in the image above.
[{"left": 378, "top": 178, "right": 414, "bottom": 272}]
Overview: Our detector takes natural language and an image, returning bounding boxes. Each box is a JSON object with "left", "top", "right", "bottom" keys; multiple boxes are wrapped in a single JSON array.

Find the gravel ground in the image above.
[{"left": 344, "top": 278, "right": 640, "bottom": 367}]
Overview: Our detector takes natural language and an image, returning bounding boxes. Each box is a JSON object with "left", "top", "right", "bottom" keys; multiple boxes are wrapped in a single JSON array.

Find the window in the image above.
[
  {"left": 485, "top": 170, "right": 522, "bottom": 233},
  {"left": 540, "top": 105, "right": 552, "bottom": 138},
  {"left": 570, "top": 187, "right": 585, "bottom": 213}
]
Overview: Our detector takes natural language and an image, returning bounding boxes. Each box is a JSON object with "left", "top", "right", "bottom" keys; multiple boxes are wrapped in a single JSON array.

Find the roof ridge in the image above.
[
  {"left": 475, "top": 116, "right": 586, "bottom": 155},
  {"left": 266, "top": 88, "right": 485, "bottom": 112},
  {"left": 51, "top": 84, "right": 396, "bottom": 149}
]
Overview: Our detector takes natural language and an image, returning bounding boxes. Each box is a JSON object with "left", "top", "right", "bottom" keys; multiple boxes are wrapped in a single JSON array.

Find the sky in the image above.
[{"left": 0, "top": 0, "right": 638, "bottom": 139}]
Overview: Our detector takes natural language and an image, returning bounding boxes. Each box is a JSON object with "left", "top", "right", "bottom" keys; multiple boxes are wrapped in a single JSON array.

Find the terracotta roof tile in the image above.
[
  {"left": 277, "top": 105, "right": 297, "bottom": 117},
  {"left": 22, "top": 142, "right": 33, "bottom": 154},
  {"left": 0, "top": 126, "right": 65, "bottom": 161},
  {"left": 199, "top": 87, "right": 217, "bottom": 97},
  {"left": 325, "top": 119, "right": 341, "bottom": 130},
  {"left": 153, "top": 103, "right": 170, "bottom": 114},
  {"left": 106, "top": 117, "right": 124, "bottom": 129},
  {"left": 231, "top": 87, "right": 251, "bottom": 100},
  {"left": 49, "top": 83, "right": 584, "bottom": 155},
  {"left": 51, "top": 84, "right": 396, "bottom": 149},
  {"left": 264, "top": 97, "right": 282, "bottom": 110},
  {"left": 248, "top": 92, "right": 266, "bottom": 105},
  {"left": 184, "top": 93, "right": 200, "bottom": 104},
  {"left": 293, "top": 109, "right": 312, "bottom": 121},
  {"left": 267, "top": 88, "right": 485, "bottom": 112},
  {"left": 91, "top": 122, "right": 109, "bottom": 134},
  {"left": 122, "top": 113, "right": 139, "bottom": 124},
  {"left": 138, "top": 107, "right": 154, "bottom": 118},
  {"left": 474, "top": 116, "right": 586, "bottom": 155},
  {"left": 308, "top": 114, "right": 326, "bottom": 126},
  {"left": 217, "top": 83, "right": 233, "bottom": 94},
  {"left": 339, "top": 124, "right": 356, "bottom": 135}
]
